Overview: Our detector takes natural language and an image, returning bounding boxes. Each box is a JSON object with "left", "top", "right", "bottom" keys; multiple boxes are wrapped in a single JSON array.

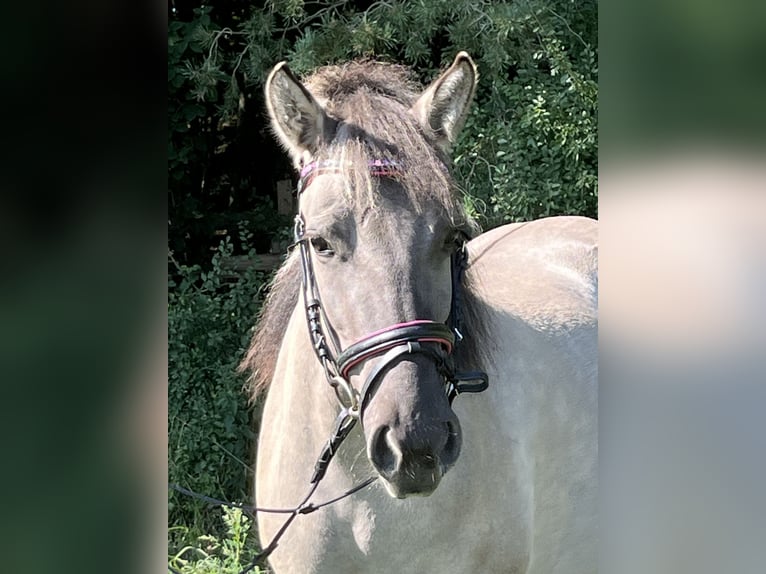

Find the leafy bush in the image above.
[
  {"left": 168, "top": 229, "right": 270, "bottom": 547},
  {"left": 169, "top": 506, "right": 264, "bottom": 573},
  {"left": 454, "top": 35, "right": 597, "bottom": 226}
]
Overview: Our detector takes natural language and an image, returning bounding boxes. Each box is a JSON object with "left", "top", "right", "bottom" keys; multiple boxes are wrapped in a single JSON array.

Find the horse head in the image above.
[{"left": 263, "top": 53, "right": 479, "bottom": 498}]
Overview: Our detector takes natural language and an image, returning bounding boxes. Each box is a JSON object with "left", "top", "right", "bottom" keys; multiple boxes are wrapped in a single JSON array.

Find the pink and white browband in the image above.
[{"left": 297, "top": 159, "right": 402, "bottom": 194}]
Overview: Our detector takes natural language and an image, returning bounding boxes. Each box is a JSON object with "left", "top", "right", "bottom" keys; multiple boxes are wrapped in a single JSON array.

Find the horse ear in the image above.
[
  {"left": 265, "top": 62, "right": 332, "bottom": 165},
  {"left": 412, "top": 51, "right": 478, "bottom": 153}
]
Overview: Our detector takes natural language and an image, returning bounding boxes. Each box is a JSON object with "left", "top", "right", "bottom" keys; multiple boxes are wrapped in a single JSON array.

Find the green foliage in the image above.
[
  {"left": 168, "top": 6, "right": 213, "bottom": 178},
  {"left": 169, "top": 507, "right": 264, "bottom": 573},
  {"left": 168, "top": 229, "right": 269, "bottom": 546},
  {"left": 454, "top": 35, "right": 598, "bottom": 225}
]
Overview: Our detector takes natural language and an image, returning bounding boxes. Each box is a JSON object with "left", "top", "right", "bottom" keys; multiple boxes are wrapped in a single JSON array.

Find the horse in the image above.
[{"left": 240, "top": 52, "right": 597, "bottom": 573}]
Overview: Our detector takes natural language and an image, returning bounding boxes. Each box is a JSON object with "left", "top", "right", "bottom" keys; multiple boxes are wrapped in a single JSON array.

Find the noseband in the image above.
[{"left": 294, "top": 159, "right": 488, "bottom": 421}]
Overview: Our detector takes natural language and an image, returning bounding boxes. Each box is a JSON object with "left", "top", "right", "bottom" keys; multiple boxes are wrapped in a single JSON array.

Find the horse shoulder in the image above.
[
  {"left": 467, "top": 216, "right": 598, "bottom": 573},
  {"left": 467, "top": 216, "right": 597, "bottom": 333}
]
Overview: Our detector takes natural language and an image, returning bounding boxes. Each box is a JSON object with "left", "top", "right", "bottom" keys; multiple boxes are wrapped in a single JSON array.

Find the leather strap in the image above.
[
  {"left": 336, "top": 322, "right": 454, "bottom": 378},
  {"left": 356, "top": 342, "right": 451, "bottom": 417}
]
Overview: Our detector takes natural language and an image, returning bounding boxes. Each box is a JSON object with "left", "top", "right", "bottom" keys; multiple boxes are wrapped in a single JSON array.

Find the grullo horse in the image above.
[{"left": 240, "top": 52, "right": 597, "bottom": 573}]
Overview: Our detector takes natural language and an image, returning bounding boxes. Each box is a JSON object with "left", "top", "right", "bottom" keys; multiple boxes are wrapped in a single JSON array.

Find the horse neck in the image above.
[
  {"left": 269, "top": 303, "right": 372, "bottom": 483},
  {"left": 274, "top": 303, "right": 345, "bottom": 432}
]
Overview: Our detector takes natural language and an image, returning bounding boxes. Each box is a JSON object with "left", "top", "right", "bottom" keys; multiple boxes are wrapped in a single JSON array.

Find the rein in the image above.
[{"left": 169, "top": 158, "right": 488, "bottom": 574}]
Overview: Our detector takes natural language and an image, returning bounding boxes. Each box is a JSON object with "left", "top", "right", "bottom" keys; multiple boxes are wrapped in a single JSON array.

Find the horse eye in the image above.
[{"left": 310, "top": 236, "right": 335, "bottom": 257}]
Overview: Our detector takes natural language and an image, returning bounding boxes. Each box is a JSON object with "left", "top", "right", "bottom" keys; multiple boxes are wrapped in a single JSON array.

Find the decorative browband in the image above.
[{"left": 297, "top": 159, "right": 402, "bottom": 194}]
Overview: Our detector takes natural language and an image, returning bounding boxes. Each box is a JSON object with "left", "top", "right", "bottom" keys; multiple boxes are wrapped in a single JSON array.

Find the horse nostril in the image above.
[
  {"left": 368, "top": 426, "right": 399, "bottom": 479},
  {"left": 417, "top": 451, "right": 438, "bottom": 469},
  {"left": 442, "top": 419, "right": 462, "bottom": 467}
]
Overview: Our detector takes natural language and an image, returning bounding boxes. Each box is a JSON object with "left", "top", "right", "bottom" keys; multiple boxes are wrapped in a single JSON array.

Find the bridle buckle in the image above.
[{"left": 329, "top": 375, "right": 360, "bottom": 415}]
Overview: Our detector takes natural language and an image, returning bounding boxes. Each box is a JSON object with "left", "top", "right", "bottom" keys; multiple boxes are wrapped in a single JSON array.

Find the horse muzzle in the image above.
[
  {"left": 367, "top": 416, "right": 462, "bottom": 498},
  {"left": 333, "top": 322, "right": 463, "bottom": 497}
]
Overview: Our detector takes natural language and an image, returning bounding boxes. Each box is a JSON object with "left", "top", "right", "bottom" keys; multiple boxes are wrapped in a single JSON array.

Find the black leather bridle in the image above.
[{"left": 294, "top": 158, "right": 488, "bottom": 426}]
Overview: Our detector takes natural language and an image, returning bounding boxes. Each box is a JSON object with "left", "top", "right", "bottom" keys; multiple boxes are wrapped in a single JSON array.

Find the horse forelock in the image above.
[
  {"left": 305, "top": 60, "right": 470, "bottom": 229},
  {"left": 303, "top": 60, "right": 420, "bottom": 109}
]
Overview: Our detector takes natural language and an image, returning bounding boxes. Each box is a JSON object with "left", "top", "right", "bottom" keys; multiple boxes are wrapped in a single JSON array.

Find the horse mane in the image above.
[
  {"left": 239, "top": 250, "right": 301, "bottom": 400},
  {"left": 240, "top": 59, "right": 490, "bottom": 400}
]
